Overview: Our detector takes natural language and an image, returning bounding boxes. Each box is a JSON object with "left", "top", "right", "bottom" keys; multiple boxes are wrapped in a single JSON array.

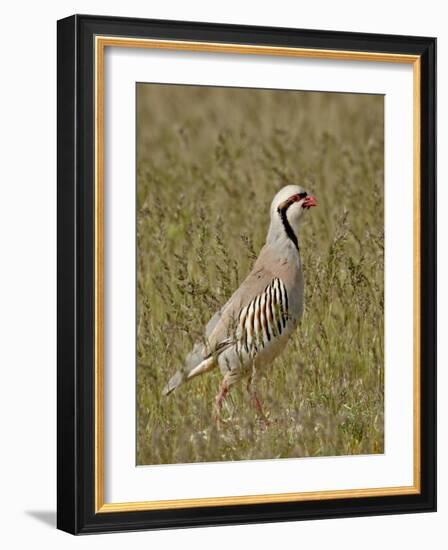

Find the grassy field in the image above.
[{"left": 136, "top": 84, "right": 384, "bottom": 465}]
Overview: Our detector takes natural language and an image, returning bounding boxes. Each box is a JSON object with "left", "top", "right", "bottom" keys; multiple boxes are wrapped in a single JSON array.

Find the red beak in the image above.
[{"left": 302, "top": 195, "right": 317, "bottom": 209}]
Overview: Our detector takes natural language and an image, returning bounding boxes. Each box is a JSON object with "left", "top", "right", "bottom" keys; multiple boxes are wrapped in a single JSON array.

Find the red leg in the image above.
[
  {"left": 253, "top": 392, "right": 270, "bottom": 426},
  {"left": 253, "top": 393, "right": 264, "bottom": 415},
  {"left": 214, "top": 379, "right": 229, "bottom": 422},
  {"left": 246, "top": 378, "right": 270, "bottom": 426}
]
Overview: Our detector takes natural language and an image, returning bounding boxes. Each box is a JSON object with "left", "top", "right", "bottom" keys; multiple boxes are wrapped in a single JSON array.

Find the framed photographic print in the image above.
[{"left": 57, "top": 14, "right": 436, "bottom": 534}]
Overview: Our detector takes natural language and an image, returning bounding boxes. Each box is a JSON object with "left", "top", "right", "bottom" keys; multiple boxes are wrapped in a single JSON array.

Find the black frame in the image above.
[{"left": 57, "top": 14, "right": 436, "bottom": 534}]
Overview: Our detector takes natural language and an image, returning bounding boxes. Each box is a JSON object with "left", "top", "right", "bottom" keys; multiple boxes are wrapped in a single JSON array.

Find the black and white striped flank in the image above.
[{"left": 235, "top": 278, "right": 289, "bottom": 356}]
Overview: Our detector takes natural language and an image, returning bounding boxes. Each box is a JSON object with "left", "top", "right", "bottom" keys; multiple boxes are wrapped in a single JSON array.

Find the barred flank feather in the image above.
[{"left": 236, "top": 278, "right": 289, "bottom": 356}]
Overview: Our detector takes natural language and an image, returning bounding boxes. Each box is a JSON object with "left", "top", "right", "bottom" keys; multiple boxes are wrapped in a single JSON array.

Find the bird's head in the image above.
[{"left": 267, "top": 184, "right": 317, "bottom": 250}]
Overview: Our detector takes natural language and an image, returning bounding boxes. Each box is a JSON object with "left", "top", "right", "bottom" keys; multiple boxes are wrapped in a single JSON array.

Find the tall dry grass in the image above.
[{"left": 136, "top": 84, "right": 384, "bottom": 465}]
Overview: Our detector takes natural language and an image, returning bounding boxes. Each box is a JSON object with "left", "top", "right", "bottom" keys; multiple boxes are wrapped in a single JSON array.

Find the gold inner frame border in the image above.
[{"left": 94, "top": 36, "right": 421, "bottom": 513}]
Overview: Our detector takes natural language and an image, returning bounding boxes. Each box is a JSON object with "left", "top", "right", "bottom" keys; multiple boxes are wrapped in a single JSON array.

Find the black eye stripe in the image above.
[{"left": 277, "top": 191, "right": 307, "bottom": 212}]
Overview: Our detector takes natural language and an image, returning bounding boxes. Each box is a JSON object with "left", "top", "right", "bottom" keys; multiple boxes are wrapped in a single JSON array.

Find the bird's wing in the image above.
[
  {"left": 186, "top": 245, "right": 292, "bottom": 369},
  {"left": 206, "top": 268, "right": 290, "bottom": 356},
  {"left": 184, "top": 265, "right": 274, "bottom": 369}
]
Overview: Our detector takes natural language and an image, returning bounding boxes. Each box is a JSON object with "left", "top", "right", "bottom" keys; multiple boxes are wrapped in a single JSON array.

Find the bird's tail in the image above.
[
  {"left": 162, "top": 355, "right": 215, "bottom": 396},
  {"left": 162, "top": 369, "right": 185, "bottom": 396}
]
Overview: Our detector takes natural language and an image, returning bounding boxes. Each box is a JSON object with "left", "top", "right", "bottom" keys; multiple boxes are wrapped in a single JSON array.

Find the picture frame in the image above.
[{"left": 57, "top": 14, "right": 436, "bottom": 534}]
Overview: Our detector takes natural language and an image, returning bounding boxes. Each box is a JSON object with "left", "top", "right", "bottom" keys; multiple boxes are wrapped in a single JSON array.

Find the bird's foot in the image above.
[
  {"left": 214, "top": 379, "right": 231, "bottom": 428},
  {"left": 257, "top": 412, "right": 271, "bottom": 430},
  {"left": 213, "top": 415, "right": 231, "bottom": 430},
  {"left": 251, "top": 392, "right": 271, "bottom": 428}
]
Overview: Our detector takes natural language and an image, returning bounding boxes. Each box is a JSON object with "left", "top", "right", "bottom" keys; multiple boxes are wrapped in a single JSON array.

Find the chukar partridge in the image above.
[{"left": 163, "top": 185, "right": 317, "bottom": 419}]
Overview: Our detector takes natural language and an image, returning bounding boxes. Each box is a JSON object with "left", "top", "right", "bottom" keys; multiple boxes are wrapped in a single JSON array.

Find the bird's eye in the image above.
[{"left": 298, "top": 192, "right": 307, "bottom": 200}]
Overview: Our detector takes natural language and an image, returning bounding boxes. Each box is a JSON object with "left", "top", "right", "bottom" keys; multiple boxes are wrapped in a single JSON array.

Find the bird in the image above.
[{"left": 163, "top": 184, "right": 317, "bottom": 421}]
